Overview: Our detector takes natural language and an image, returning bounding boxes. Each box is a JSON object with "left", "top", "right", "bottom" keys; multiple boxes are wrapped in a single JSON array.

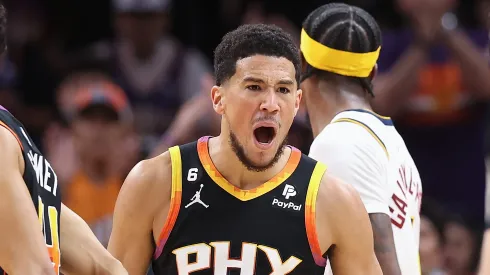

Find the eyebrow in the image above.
[{"left": 242, "top": 76, "right": 295, "bottom": 85}]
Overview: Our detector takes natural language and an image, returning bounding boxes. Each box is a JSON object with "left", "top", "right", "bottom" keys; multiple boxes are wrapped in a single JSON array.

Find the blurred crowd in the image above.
[{"left": 1, "top": 0, "right": 489, "bottom": 274}]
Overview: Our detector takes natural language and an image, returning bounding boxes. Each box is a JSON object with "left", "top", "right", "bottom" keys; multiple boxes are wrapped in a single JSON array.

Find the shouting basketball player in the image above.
[
  {"left": 0, "top": 5, "right": 128, "bottom": 275},
  {"left": 108, "top": 24, "right": 382, "bottom": 274},
  {"left": 300, "top": 3, "right": 423, "bottom": 275}
]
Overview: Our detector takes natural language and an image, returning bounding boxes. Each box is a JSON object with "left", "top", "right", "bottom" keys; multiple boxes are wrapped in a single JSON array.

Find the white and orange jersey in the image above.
[{"left": 309, "top": 109, "right": 422, "bottom": 275}]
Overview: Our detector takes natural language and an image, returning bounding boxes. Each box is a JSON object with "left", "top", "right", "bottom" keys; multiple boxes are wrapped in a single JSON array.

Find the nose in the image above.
[{"left": 260, "top": 90, "right": 280, "bottom": 113}]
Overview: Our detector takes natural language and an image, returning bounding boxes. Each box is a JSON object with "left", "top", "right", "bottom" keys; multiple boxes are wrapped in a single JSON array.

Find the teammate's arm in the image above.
[
  {"left": 108, "top": 153, "right": 171, "bottom": 274},
  {"left": 59, "top": 204, "right": 127, "bottom": 275},
  {"left": 309, "top": 123, "right": 401, "bottom": 275},
  {"left": 0, "top": 126, "right": 55, "bottom": 275},
  {"left": 319, "top": 175, "right": 382, "bottom": 275}
]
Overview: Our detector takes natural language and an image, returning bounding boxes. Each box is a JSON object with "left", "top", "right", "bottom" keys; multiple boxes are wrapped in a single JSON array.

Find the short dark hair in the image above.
[
  {"left": 0, "top": 4, "right": 6, "bottom": 54},
  {"left": 302, "top": 3, "right": 381, "bottom": 96},
  {"left": 214, "top": 24, "right": 300, "bottom": 85}
]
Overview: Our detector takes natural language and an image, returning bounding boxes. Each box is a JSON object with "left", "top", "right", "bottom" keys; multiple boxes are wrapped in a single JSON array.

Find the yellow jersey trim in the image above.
[{"left": 305, "top": 162, "right": 328, "bottom": 266}]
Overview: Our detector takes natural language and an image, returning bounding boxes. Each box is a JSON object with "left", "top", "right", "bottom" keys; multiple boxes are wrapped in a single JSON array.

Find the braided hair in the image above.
[{"left": 302, "top": 3, "right": 381, "bottom": 96}]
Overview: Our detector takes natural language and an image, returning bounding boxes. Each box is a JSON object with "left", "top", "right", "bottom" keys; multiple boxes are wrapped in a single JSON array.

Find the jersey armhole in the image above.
[
  {"left": 331, "top": 117, "right": 389, "bottom": 159},
  {"left": 153, "top": 146, "right": 183, "bottom": 259},
  {"left": 0, "top": 120, "right": 24, "bottom": 150},
  {"left": 305, "top": 162, "right": 328, "bottom": 267}
]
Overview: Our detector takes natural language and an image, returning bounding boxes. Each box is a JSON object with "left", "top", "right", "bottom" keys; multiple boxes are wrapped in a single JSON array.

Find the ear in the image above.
[
  {"left": 369, "top": 64, "right": 378, "bottom": 81},
  {"left": 211, "top": 85, "right": 225, "bottom": 115},
  {"left": 294, "top": 88, "right": 303, "bottom": 117}
]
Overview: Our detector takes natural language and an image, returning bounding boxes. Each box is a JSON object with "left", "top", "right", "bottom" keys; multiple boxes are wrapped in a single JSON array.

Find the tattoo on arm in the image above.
[{"left": 369, "top": 213, "right": 402, "bottom": 275}]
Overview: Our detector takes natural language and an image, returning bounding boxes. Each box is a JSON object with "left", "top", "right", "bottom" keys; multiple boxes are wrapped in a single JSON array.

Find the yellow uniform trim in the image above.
[
  {"left": 300, "top": 29, "right": 380, "bottom": 77},
  {"left": 332, "top": 117, "right": 389, "bottom": 158},
  {"left": 305, "top": 162, "right": 328, "bottom": 266},
  {"left": 154, "top": 146, "right": 183, "bottom": 259}
]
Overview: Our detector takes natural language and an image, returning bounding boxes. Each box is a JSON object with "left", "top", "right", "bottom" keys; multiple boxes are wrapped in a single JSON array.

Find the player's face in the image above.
[
  {"left": 212, "top": 55, "right": 302, "bottom": 171},
  {"left": 444, "top": 221, "right": 475, "bottom": 273},
  {"left": 72, "top": 107, "right": 123, "bottom": 162}
]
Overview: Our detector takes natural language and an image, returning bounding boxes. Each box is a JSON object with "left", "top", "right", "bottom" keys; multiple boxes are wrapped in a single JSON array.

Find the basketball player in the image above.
[
  {"left": 0, "top": 5, "right": 127, "bottom": 275},
  {"left": 0, "top": 106, "right": 130, "bottom": 275},
  {"left": 300, "top": 4, "right": 422, "bottom": 275},
  {"left": 108, "top": 24, "right": 382, "bottom": 274}
]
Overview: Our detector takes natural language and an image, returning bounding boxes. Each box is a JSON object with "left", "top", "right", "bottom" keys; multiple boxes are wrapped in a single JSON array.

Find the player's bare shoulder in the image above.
[
  {"left": 315, "top": 171, "right": 368, "bottom": 251},
  {"left": 0, "top": 121, "right": 24, "bottom": 173},
  {"left": 118, "top": 151, "right": 173, "bottom": 219}
]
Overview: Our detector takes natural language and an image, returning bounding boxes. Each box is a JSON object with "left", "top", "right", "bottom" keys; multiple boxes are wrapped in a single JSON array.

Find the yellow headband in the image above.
[{"left": 300, "top": 29, "right": 380, "bottom": 77}]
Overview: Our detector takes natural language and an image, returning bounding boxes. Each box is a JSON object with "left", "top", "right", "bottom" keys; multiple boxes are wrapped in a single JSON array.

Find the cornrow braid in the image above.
[{"left": 302, "top": 3, "right": 381, "bottom": 96}]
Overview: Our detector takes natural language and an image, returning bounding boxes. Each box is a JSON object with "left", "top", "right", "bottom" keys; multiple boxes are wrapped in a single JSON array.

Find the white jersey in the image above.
[{"left": 309, "top": 109, "right": 422, "bottom": 275}]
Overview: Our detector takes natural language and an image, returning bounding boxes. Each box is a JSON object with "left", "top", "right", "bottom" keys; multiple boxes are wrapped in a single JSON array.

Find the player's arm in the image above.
[
  {"left": 59, "top": 204, "right": 127, "bottom": 275},
  {"left": 0, "top": 126, "right": 55, "bottom": 275},
  {"left": 310, "top": 123, "right": 401, "bottom": 275},
  {"left": 367, "top": 213, "right": 401, "bottom": 275},
  {"left": 108, "top": 153, "right": 171, "bottom": 274},
  {"left": 319, "top": 175, "right": 382, "bottom": 275}
]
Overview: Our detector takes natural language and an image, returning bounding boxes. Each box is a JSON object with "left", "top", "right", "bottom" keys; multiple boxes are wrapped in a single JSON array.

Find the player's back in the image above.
[
  {"left": 0, "top": 106, "right": 61, "bottom": 274},
  {"left": 312, "top": 109, "right": 422, "bottom": 275},
  {"left": 151, "top": 136, "right": 327, "bottom": 275}
]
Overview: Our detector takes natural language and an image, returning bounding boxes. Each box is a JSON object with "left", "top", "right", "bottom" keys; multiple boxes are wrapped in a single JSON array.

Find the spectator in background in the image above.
[
  {"left": 5, "top": 0, "right": 60, "bottom": 149},
  {"left": 0, "top": 54, "right": 18, "bottom": 114},
  {"left": 45, "top": 75, "right": 139, "bottom": 246},
  {"left": 477, "top": 158, "right": 490, "bottom": 275},
  {"left": 444, "top": 213, "right": 483, "bottom": 275},
  {"left": 150, "top": 72, "right": 220, "bottom": 157},
  {"left": 373, "top": 0, "right": 490, "bottom": 223},
  {"left": 420, "top": 198, "right": 448, "bottom": 275},
  {"left": 85, "top": 0, "right": 212, "bottom": 156}
]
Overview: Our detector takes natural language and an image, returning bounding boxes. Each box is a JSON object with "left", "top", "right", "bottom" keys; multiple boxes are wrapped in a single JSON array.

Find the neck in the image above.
[
  {"left": 208, "top": 134, "right": 291, "bottom": 190},
  {"left": 308, "top": 79, "right": 372, "bottom": 138}
]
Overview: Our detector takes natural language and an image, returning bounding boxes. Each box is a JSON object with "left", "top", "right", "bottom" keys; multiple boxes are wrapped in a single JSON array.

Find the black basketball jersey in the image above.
[
  {"left": 0, "top": 106, "right": 61, "bottom": 275},
  {"left": 152, "top": 136, "right": 328, "bottom": 275}
]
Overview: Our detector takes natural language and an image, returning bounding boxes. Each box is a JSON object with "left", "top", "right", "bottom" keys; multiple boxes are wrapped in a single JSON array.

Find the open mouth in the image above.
[{"left": 253, "top": 126, "right": 276, "bottom": 145}]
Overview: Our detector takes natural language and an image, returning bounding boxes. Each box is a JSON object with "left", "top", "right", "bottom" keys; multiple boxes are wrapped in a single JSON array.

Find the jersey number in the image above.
[
  {"left": 187, "top": 168, "right": 198, "bottom": 182},
  {"left": 38, "top": 196, "right": 60, "bottom": 275}
]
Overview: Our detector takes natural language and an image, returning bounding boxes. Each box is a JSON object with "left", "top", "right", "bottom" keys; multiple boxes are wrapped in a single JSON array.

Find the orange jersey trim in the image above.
[
  {"left": 0, "top": 120, "right": 23, "bottom": 150},
  {"left": 305, "top": 162, "right": 328, "bottom": 266},
  {"left": 154, "top": 146, "right": 183, "bottom": 259},
  {"left": 197, "top": 136, "right": 301, "bottom": 201}
]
